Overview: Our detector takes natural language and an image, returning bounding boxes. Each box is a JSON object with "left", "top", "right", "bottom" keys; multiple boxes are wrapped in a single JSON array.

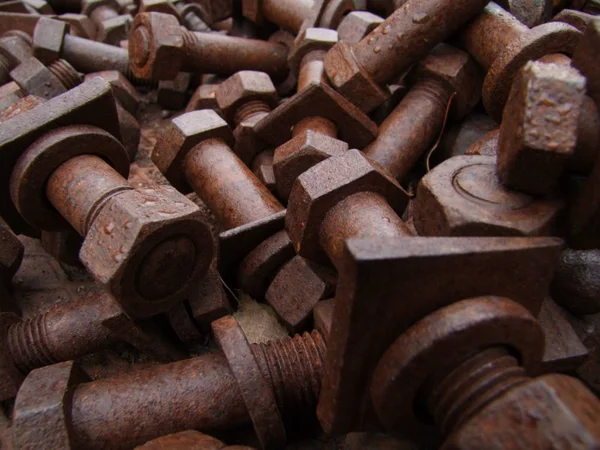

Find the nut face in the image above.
[
  {"left": 337, "top": 11, "right": 383, "bottom": 44},
  {"left": 273, "top": 130, "right": 349, "bottom": 200},
  {"left": 497, "top": 61, "right": 585, "bottom": 195},
  {"left": 216, "top": 70, "right": 278, "bottom": 124},
  {"left": 152, "top": 110, "right": 234, "bottom": 191},
  {"left": 33, "top": 17, "right": 68, "bottom": 64},
  {"left": 286, "top": 149, "right": 408, "bottom": 262},
  {"left": 444, "top": 374, "right": 600, "bottom": 449},
  {"left": 80, "top": 185, "right": 214, "bottom": 319},
  {"left": 288, "top": 27, "right": 338, "bottom": 75},
  {"left": 129, "top": 12, "right": 184, "bottom": 80},
  {"left": 413, "top": 155, "right": 564, "bottom": 237}
]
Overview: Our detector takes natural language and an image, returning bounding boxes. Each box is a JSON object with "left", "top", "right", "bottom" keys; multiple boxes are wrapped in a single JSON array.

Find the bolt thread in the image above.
[
  {"left": 122, "top": 65, "right": 157, "bottom": 88},
  {"left": 183, "top": 11, "right": 211, "bottom": 33},
  {"left": 234, "top": 100, "right": 272, "bottom": 125},
  {"left": 7, "top": 313, "right": 59, "bottom": 373},
  {"left": 181, "top": 29, "right": 200, "bottom": 48},
  {"left": 252, "top": 330, "right": 326, "bottom": 414},
  {"left": 48, "top": 59, "right": 82, "bottom": 90},
  {"left": 426, "top": 347, "right": 528, "bottom": 436}
]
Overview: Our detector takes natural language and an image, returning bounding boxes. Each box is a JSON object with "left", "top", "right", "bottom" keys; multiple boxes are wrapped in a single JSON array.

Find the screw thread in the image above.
[
  {"left": 252, "top": 330, "right": 326, "bottom": 414},
  {"left": 426, "top": 347, "right": 529, "bottom": 436},
  {"left": 7, "top": 313, "right": 59, "bottom": 372},
  {"left": 181, "top": 29, "right": 200, "bottom": 49},
  {"left": 234, "top": 100, "right": 272, "bottom": 126},
  {"left": 48, "top": 59, "right": 82, "bottom": 90}
]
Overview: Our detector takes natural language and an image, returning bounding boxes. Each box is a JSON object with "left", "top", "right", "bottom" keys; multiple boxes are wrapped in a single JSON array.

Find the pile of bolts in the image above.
[{"left": 0, "top": 0, "right": 600, "bottom": 447}]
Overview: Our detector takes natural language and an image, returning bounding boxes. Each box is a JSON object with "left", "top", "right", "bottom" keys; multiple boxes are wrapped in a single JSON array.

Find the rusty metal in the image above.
[
  {"left": 496, "top": 0, "right": 554, "bottom": 26},
  {"left": 572, "top": 16, "right": 600, "bottom": 104},
  {"left": 128, "top": 12, "right": 289, "bottom": 81},
  {"left": 336, "top": 11, "right": 383, "bottom": 44},
  {"left": 157, "top": 72, "right": 191, "bottom": 110},
  {"left": 10, "top": 56, "right": 82, "bottom": 100},
  {"left": 323, "top": 0, "right": 489, "bottom": 112},
  {"left": 436, "top": 113, "right": 498, "bottom": 163},
  {"left": 251, "top": 149, "right": 276, "bottom": 194},
  {"left": 552, "top": 248, "right": 600, "bottom": 315},
  {"left": 216, "top": 70, "right": 279, "bottom": 165},
  {"left": 173, "top": 1, "right": 212, "bottom": 33},
  {"left": 464, "top": 128, "right": 500, "bottom": 156},
  {"left": 83, "top": 70, "right": 141, "bottom": 115},
  {"left": 185, "top": 83, "right": 220, "bottom": 113},
  {"left": 0, "top": 31, "right": 32, "bottom": 85},
  {"left": 552, "top": 8, "right": 595, "bottom": 32},
  {"left": 0, "top": 219, "right": 23, "bottom": 287},
  {"left": 81, "top": 0, "right": 131, "bottom": 45},
  {"left": 413, "top": 155, "right": 564, "bottom": 237},
  {"left": 57, "top": 14, "right": 97, "bottom": 40},
  {"left": 13, "top": 317, "right": 326, "bottom": 449},
  {"left": 364, "top": 44, "right": 482, "bottom": 182},
  {"left": 313, "top": 298, "right": 333, "bottom": 340},
  {"left": 316, "top": 236, "right": 562, "bottom": 435},
  {"left": 458, "top": 2, "right": 581, "bottom": 120},
  {"left": 286, "top": 150, "right": 410, "bottom": 266},
  {"left": 136, "top": 430, "right": 256, "bottom": 449}
]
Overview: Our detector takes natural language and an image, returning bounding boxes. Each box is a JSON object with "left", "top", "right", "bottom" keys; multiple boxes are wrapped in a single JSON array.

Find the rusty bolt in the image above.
[
  {"left": 10, "top": 56, "right": 82, "bottom": 100},
  {"left": 82, "top": 0, "right": 132, "bottom": 45},
  {"left": 157, "top": 72, "right": 191, "bottom": 110},
  {"left": 323, "top": 0, "right": 489, "bottom": 112},
  {"left": 2, "top": 80, "right": 214, "bottom": 319},
  {"left": 128, "top": 12, "right": 289, "bottom": 81},
  {"left": 136, "top": 430, "right": 256, "bottom": 449},
  {"left": 13, "top": 316, "right": 326, "bottom": 450},
  {"left": 458, "top": 2, "right": 582, "bottom": 120},
  {"left": 185, "top": 83, "right": 220, "bottom": 113},
  {"left": 435, "top": 113, "right": 498, "bottom": 164},
  {"left": 336, "top": 11, "right": 383, "bottom": 44},
  {"left": 413, "top": 155, "right": 564, "bottom": 237},
  {"left": 552, "top": 248, "right": 600, "bottom": 315},
  {"left": 286, "top": 149, "right": 410, "bottom": 266},
  {"left": 174, "top": 1, "right": 212, "bottom": 33},
  {"left": 364, "top": 43, "right": 482, "bottom": 182},
  {"left": 83, "top": 70, "right": 140, "bottom": 115},
  {"left": 57, "top": 14, "right": 97, "bottom": 40},
  {"left": 496, "top": 0, "right": 554, "bottom": 26},
  {"left": 251, "top": 149, "right": 277, "bottom": 194},
  {"left": 215, "top": 70, "right": 279, "bottom": 164},
  {"left": 497, "top": 61, "right": 586, "bottom": 195},
  {"left": 0, "top": 31, "right": 32, "bottom": 85}
]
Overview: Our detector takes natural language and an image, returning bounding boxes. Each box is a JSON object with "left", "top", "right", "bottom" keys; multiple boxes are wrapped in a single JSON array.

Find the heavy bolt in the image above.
[
  {"left": 33, "top": 17, "right": 140, "bottom": 83},
  {"left": 128, "top": 12, "right": 289, "bottom": 81},
  {"left": 13, "top": 316, "right": 326, "bottom": 450},
  {"left": 241, "top": 0, "right": 354, "bottom": 35},
  {"left": 1, "top": 79, "right": 214, "bottom": 319},
  {"left": 81, "top": 0, "right": 132, "bottom": 45},
  {"left": 136, "top": 430, "right": 255, "bottom": 449},
  {"left": 10, "top": 56, "right": 82, "bottom": 100},
  {"left": 552, "top": 248, "right": 600, "bottom": 315},
  {"left": 336, "top": 11, "right": 383, "bottom": 44},
  {"left": 412, "top": 155, "right": 564, "bottom": 237},
  {"left": 0, "top": 31, "right": 32, "bottom": 85},
  {"left": 496, "top": 0, "right": 554, "bottom": 26},
  {"left": 256, "top": 28, "right": 377, "bottom": 200},
  {"left": 215, "top": 70, "right": 279, "bottom": 165},
  {"left": 323, "top": 0, "right": 489, "bottom": 112},
  {"left": 458, "top": 2, "right": 581, "bottom": 120},
  {"left": 371, "top": 297, "right": 600, "bottom": 447},
  {"left": 286, "top": 149, "right": 410, "bottom": 267},
  {"left": 0, "top": 288, "right": 183, "bottom": 401},
  {"left": 364, "top": 44, "right": 482, "bottom": 183},
  {"left": 315, "top": 235, "right": 562, "bottom": 435}
]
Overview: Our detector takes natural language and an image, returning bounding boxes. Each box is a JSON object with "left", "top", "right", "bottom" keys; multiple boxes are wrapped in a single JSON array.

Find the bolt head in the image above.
[
  {"left": 185, "top": 84, "right": 220, "bottom": 112},
  {"left": 273, "top": 130, "right": 348, "bottom": 200},
  {"left": 33, "top": 17, "right": 68, "bottom": 64},
  {"left": 289, "top": 27, "right": 338, "bottom": 75},
  {"left": 129, "top": 12, "right": 183, "bottom": 80},
  {"left": 10, "top": 57, "right": 68, "bottom": 100},
  {"left": 153, "top": 109, "right": 234, "bottom": 190},
  {"left": 286, "top": 149, "right": 408, "bottom": 263},
  {"left": 80, "top": 186, "right": 214, "bottom": 319},
  {"left": 216, "top": 71, "right": 278, "bottom": 124},
  {"left": 415, "top": 43, "right": 483, "bottom": 120},
  {"left": 57, "top": 14, "right": 97, "bottom": 40},
  {"left": 97, "top": 14, "right": 132, "bottom": 46},
  {"left": 84, "top": 70, "right": 141, "bottom": 115},
  {"left": 337, "top": 11, "right": 383, "bottom": 44}
]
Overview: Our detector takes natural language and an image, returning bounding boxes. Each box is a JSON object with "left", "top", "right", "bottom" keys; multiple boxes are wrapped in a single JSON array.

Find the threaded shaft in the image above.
[
  {"left": 48, "top": 59, "right": 82, "bottom": 89},
  {"left": 426, "top": 347, "right": 528, "bottom": 436},
  {"left": 7, "top": 314, "right": 60, "bottom": 372},
  {"left": 234, "top": 100, "right": 272, "bottom": 126},
  {"left": 413, "top": 76, "right": 453, "bottom": 113},
  {"left": 252, "top": 330, "right": 326, "bottom": 414},
  {"left": 183, "top": 11, "right": 211, "bottom": 33}
]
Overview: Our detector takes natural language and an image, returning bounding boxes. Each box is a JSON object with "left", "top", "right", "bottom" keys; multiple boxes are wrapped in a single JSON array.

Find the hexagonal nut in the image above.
[
  {"left": 185, "top": 84, "right": 220, "bottom": 113},
  {"left": 138, "top": 0, "right": 181, "bottom": 19},
  {"left": 0, "top": 221, "right": 24, "bottom": 282},
  {"left": 97, "top": 15, "right": 133, "bottom": 47},
  {"left": 129, "top": 12, "right": 183, "bottom": 80},
  {"left": 445, "top": 374, "right": 600, "bottom": 449},
  {"left": 273, "top": 130, "right": 349, "bottom": 200},
  {"left": 413, "top": 155, "right": 564, "bottom": 238},
  {"left": 153, "top": 109, "right": 234, "bottom": 191},
  {"left": 80, "top": 185, "right": 215, "bottom": 319},
  {"left": 58, "top": 14, "right": 97, "bottom": 40},
  {"left": 497, "top": 61, "right": 586, "bottom": 195},
  {"left": 84, "top": 70, "right": 141, "bottom": 115},
  {"left": 289, "top": 27, "right": 338, "bottom": 75},
  {"left": 415, "top": 43, "right": 482, "bottom": 121},
  {"left": 337, "top": 11, "right": 383, "bottom": 45},
  {"left": 81, "top": 0, "right": 121, "bottom": 16},
  {"left": 286, "top": 149, "right": 409, "bottom": 262},
  {"left": 10, "top": 57, "right": 69, "bottom": 100},
  {"left": 13, "top": 361, "right": 88, "bottom": 449},
  {"left": 33, "top": 17, "right": 68, "bottom": 64},
  {"left": 324, "top": 40, "right": 389, "bottom": 113},
  {"left": 232, "top": 116, "right": 267, "bottom": 165},
  {"left": 552, "top": 248, "right": 600, "bottom": 315},
  {"left": 216, "top": 71, "right": 278, "bottom": 124}
]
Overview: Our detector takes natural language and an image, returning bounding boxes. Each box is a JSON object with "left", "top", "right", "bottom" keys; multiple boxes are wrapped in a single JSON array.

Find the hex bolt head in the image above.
[
  {"left": 33, "top": 17, "right": 68, "bottom": 64},
  {"left": 288, "top": 27, "right": 338, "bottom": 75},
  {"left": 336, "top": 11, "right": 383, "bottom": 44}
]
